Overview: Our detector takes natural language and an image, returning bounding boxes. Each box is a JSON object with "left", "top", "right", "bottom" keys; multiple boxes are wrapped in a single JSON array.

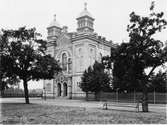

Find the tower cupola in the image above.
[
  {"left": 47, "top": 14, "right": 62, "bottom": 41},
  {"left": 76, "top": 3, "right": 94, "bottom": 33}
]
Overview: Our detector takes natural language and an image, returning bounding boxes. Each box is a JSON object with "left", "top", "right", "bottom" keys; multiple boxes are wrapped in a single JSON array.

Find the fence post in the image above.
[
  {"left": 116, "top": 91, "right": 118, "bottom": 103},
  {"left": 154, "top": 88, "right": 155, "bottom": 104},
  {"left": 116, "top": 88, "right": 119, "bottom": 103},
  {"left": 134, "top": 89, "right": 136, "bottom": 104},
  {"left": 43, "top": 87, "right": 46, "bottom": 100}
]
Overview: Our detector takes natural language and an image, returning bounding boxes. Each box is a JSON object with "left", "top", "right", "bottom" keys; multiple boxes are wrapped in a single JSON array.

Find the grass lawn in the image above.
[{"left": 1, "top": 103, "right": 166, "bottom": 124}]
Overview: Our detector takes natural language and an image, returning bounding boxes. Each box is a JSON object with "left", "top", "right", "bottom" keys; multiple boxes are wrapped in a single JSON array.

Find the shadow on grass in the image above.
[
  {"left": 100, "top": 108, "right": 155, "bottom": 114},
  {"left": 1, "top": 103, "right": 41, "bottom": 111},
  {"left": 1, "top": 102, "right": 39, "bottom": 105},
  {"left": 101, "top": 108, "right": 137, "bottom": 112}
]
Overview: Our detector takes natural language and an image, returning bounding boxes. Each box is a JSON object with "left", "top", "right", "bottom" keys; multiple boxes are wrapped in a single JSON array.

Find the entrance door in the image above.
[
  {"left": 63, "top": 82, "right": 68, "bottom": 96},
  {"left": 57, "top": 83, "right": 61, "bottom": 96}
]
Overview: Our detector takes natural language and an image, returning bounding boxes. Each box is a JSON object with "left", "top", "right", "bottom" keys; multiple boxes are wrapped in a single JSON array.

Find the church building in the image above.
[{"left": 43, "top": 3, "right": 114, "bottom": 99}]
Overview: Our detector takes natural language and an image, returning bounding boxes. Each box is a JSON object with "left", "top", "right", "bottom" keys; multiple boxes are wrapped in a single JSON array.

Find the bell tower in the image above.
[
  {"left": 76, "top": 3, "right": 94, "bottom": 33},
  {"left": 47, "top": 14, "right": 62, "bottom": 42}
]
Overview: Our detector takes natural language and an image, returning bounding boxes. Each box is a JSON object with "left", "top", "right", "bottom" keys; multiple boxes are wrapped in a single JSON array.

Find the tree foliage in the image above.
[
  {"left": 0, "top": 27, "right": 61, "bottom": 103},
  {"left": 103, "top": 2, "right": 167, "bottom": 112},
  {"left": 150, "top": 70, "right": 167, "bottom": 92},
  {"left": 80, "top": 61, "right": 111, "bottom": 99}
]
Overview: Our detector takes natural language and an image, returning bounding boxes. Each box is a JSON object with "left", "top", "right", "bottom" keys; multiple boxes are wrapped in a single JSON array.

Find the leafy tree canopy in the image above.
[
  {"left": 149, "top": 70, "right": 167, "bottom": 92},
  {"left": 102, "top": 2, "right": 167, "bottom": 112},
  {"left": 103, "top": 2, "right": 167, "bottom": 92},
  {"left": 80, "top": 61, "right": 111, "bottom": 94},
  {"left": 0, "top": 27, "right": 61, "bottom": 103}
]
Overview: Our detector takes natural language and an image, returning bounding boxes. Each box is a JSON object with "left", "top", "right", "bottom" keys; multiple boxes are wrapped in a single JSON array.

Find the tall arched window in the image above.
[
  {"left": 68, "top": 58, "right": 72, "bottom": 73},
  {"left": 62, "top": 53, "right": 67, "bottom": 71}
]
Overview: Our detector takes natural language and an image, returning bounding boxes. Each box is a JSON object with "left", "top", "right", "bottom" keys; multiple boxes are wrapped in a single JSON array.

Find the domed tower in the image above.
[
  {"left": 76, "top": 3, "right": 94, "bottom": 33},
  {"left": 47, "top": 14, "right": 62, "bottom": 42}
]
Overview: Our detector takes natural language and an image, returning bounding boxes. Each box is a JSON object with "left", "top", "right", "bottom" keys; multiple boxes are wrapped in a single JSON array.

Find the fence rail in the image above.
[
  {"left": 1, "top": 91, "right": 167, "bottom": 104},
  {"left": 99, "top": 92, "right": 167, "bottom": 104},
  {"left": 1, "top": 93, "right": 42, "bottom": 98}
]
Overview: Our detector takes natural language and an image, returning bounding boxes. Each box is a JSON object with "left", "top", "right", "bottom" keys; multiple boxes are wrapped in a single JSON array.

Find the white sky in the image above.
[{"left": 0, "top": 0, "right": 167, "bottom": 89}]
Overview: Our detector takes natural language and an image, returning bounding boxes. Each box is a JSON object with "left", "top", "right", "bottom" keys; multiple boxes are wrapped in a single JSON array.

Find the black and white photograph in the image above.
[{"left": 0, "top": 0, "right": 167, "bottom": 124}]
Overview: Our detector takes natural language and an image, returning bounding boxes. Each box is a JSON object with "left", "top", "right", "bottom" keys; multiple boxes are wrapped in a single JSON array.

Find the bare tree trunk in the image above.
[
  {"left": 142, "top": 88, "right": 148, "bottom": 112},
  {"left": 23, "top": 79, "right": 29, "bottom": 104}
]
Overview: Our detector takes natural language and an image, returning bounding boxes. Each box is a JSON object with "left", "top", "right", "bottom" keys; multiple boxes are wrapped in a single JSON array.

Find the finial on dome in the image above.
[
  {"left": 54, "top": 14, "right": 56, "bottom": 21},
  {"left": 84, "top": 2, "right": 87, "bottom": 10}
]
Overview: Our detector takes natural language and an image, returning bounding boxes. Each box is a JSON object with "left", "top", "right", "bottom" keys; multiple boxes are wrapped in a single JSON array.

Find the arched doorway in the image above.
[
  {"left": 57, "top": 83, "right": 61, "bottom": 96},
  {"left": 63, "top": 82, "right": 68, "bottom": 96}
]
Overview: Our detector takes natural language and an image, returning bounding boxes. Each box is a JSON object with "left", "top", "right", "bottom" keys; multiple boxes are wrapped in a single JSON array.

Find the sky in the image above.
[{"left": 0, "top": 0, "right": 167, "bottom": 89}]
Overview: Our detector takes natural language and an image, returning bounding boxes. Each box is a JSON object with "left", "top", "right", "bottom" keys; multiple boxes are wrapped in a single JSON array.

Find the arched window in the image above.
[
  {"left": 57, "top": 83, "right": 61, "bottom": 96},
  {"left": 68, "top": 58, "right": 72, "bottom": 73},
  {"left": 63, "top": 82, "right": 68, "bottom": 96},
  {"left": 62, "top": 53, "right": 67, "bottom": 71}
]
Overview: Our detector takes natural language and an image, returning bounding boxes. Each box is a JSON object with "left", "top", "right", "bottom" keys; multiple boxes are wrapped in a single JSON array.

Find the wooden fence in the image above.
[{"left": 1, "top": 91, "right": 166, "bottom": 104}]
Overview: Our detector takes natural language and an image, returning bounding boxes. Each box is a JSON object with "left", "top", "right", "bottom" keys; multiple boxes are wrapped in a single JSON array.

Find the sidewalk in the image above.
[{"left": 1, "top": 98, "right": 166, "bottom": 113}]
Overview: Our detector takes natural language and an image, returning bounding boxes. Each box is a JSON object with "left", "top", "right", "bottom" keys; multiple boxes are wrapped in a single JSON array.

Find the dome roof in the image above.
[
  {"left": 77, "top": 3, "right": 94, "bottom": 19},
  {"left": 48, "top": 14, "right": 61, "bottom": 28},
  {"left": 77, "top": 9, "right": 93, "bottom": 19}
]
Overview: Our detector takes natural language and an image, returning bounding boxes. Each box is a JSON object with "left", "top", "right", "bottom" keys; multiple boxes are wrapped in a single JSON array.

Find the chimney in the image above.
[{"left": 62, "top": 26, "right": 68, "bottom": 33}]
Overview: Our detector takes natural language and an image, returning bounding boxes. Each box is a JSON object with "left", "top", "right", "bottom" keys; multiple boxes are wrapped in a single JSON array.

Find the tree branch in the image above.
[{"left": 147, "top": 65, "right": 157, "bottom": 78}]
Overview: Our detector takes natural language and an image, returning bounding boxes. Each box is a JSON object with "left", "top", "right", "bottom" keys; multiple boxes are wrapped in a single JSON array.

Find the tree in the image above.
[
  {"left": 1, "top": 27, "right": 61, "bottom": 103},
  {"left": 0, "top": 75, "right": 20, "bottom": 97},
  {"left": 150, "top": 70, "right": 167, "bottom": 92},
  {"left": 80, "top": 66, "right": 93, "bottom": 100},
  {"left": 103, "top": 45, "right": 142, "bottom": 92},
  {"left": 0, "top": 31, "right": 20, "bottom": 96},
  {"left": 80, "top": 61, "right": 111, "bottom": 100},
  {"left": 103, "top": 2, "right": 167, "bottom": 112}
]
